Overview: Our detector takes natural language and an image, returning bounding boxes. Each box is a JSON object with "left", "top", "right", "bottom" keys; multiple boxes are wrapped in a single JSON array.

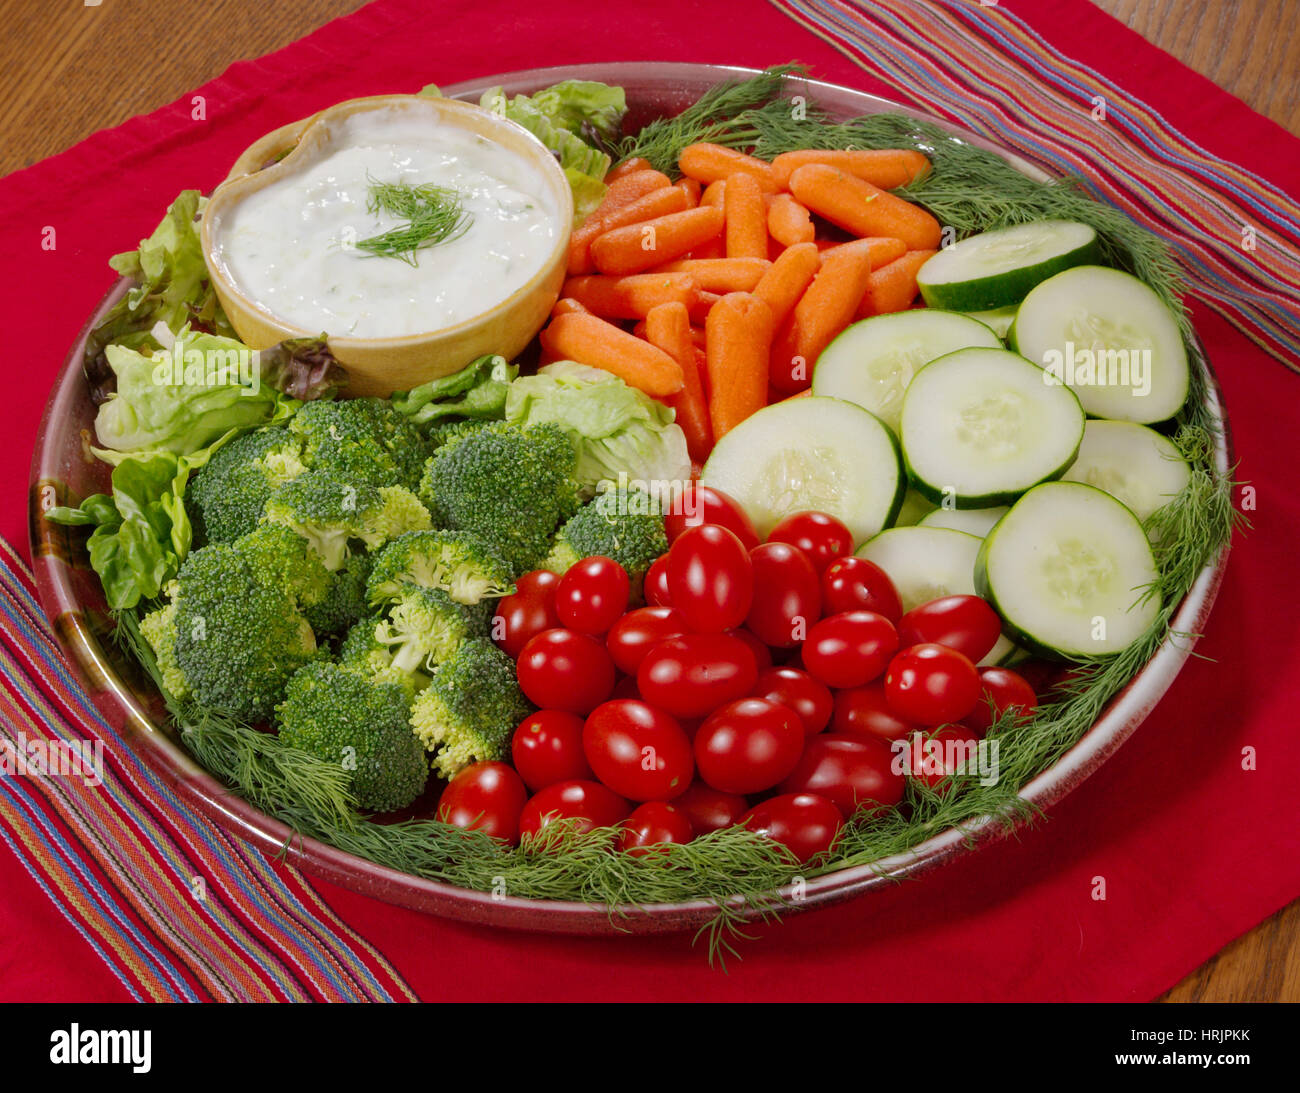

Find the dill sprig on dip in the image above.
[{"left": 355, "top": 176, "right": 472, "bottom": 265}]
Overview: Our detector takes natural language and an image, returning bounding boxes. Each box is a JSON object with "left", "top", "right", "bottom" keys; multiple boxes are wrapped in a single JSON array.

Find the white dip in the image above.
[{"left": 213, "top": 108, "right": 560, "bottom": 338}]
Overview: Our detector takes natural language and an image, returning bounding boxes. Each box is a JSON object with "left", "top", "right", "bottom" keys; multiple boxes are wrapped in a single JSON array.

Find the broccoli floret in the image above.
[
  {"left": 418, "top": 421, "right": 580, "bottom": 575},
  {"left": 232, "top": 522, "right": 332, "bottom": 609},
  {"left": 409, "top": 639, "right": 529, "bottom": 778},
  {"left": 367, "top": 530, "right": 513, "bottom": 608},
  {"left": 276, "top": 659, "right": 428, "bottom": 812},
  {"left": 305, "top": 552, "right": 373, "bottom": 636},
  {"left": 339, "top": 615, "right": 429, "bottom": 695},
  {"left": 427, "top": 419, "right": 491, "bottom": 451},
  {"left": 263, "top": 468, "right": 432, "bottom": 570},
  {"left": 288, "top": 397, "right": 430, "bottom": 491},
  {"left": 373, "top": 586, "right": 490, "bottom": 674},
  {"left": 147, "top": 541, "right": 318, "bottom": 721},
  {"left": 189, "top": 426, "right": 307, "bottom": 543},
  {"left": 544, "top": 486, "right": 668, "bottom": 593}
]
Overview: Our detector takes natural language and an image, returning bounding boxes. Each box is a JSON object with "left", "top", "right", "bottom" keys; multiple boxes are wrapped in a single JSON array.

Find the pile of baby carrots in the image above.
[{"left": 536, "top": 141, "right": 940, "bottom": 466}]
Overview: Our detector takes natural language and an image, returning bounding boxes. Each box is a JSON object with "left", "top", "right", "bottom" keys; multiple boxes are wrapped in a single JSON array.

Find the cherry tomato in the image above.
[
  {"left": 666, "top": 523, "right": 753, "bottom": 632},
  {"left": 745, "top": 541, "right": 822, "bottom": 648},
  {"left": 643, "top": 555, "right": 673, "bottom": 607},
  {"left": 741, "top": 793, "right": 843, "bottom": 863},
  {"left": 620, "top": 802, "right": 694, "bottom": 855},
  {"left": 694, "top": 697, "right": 804, "bottom": 795},
  {"left": 821, "top": 556, "right": 903, "bottom": 623},
  {"left": 728, "top": 627, "right": 774, "bottom": 672},
  {"left": 436, "top": 762, "right": 528, "bottom": 845},
  {"left": 802, "top": 611, "right": 899, "bottom": 689},
  {"left": 767, "top": 511, "right": 854, "bottom": 574},
  {"left": 751, "top": 666, "right": 833, "bottom": 736},
  {"left": 897, "top": 594, "right": 1002, "bottom": 663},
  {"left": 637, "top": 631, "right": 758, "bottom": 718},
  {"left": 673, "top": 781, "right": 749, "bottom": 836},
  {"left": 906, "top": 725, "right": 983, "bottom": 794},
  {"left": 555, "top": 556, "right": 630, "bottom": 635},
  {"left": 832, "top": 682, "right": 920, "bottom": 742},
  {"left": 511, "top": 710, "right": 593, "bottom": 792},
  {"left": 665, "top": 483, "right": 760, "bottom": 550},
  {"left": 583, "top": 699, "right": 694, "bottom": 802},
  {"left": 517, "top": 628, "right": 615, "bottom": 715},
  {"left": 610, "top": 675, "right": 641, "bottom": 700},
  {"left": 492, "top": 569, "right": 561, "bottom": 657},
  {"left": 884, "top": 642, "right": 980, "bottom": 725},
  {"left": 964, "top": 667, "right": 1039, "bottom": 734},
  {"left": 518, "top": 780, "right": 631, "bottom": 839},
  {"left": 777, "top": 735, "right": 904, "bottom": 819},
  {"left": 605, "top": 606, "right": 688, "bottom": 675}
]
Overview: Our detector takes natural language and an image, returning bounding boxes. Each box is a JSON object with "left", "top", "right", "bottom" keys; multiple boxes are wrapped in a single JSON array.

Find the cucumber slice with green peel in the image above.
[
  {"left": 920, "top": 505, "right": 1009, "bottom": 538},
  {"left": 974, "top": 481, "right": 1160, "bottom": 659},
  {"left": 700, "top": 396, "right": 904, "bottom": 544},
  {"left": 892, "top": 487, "right": 936, "bottom": 528},
  {"left": 812, "top": 310, "right": 1001, "bottom": 433},
  {"left": 917, "top": 220, "right": 1100, "bottom": 311},
  {"left": 959, "top": 304, "right": 1018, "bottom": 340},
  {"left": 1009, "top": 265, "right": 1190, "bottom": 424},
  {"left": 899, "top": 347, "right": 1085, "bottom": 508},
  {"left": 1062, "top": 420, "right": 1191, "bottom": 524}
]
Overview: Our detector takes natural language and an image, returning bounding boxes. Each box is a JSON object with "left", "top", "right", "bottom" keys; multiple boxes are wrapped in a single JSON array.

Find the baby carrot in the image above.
[
  {"left": 770, "top": 149, "right": 931, "bottom": 191},
  {"left": 591, "top": 205, "right": 725, "bottom": 275},
  {"left": 788, "top": 164, "right": 942, "bottom": 250},
  {"left": 567, "top": 186, "right": 689, "bottom": 274},
  {"left": 551, "top": 297, "right": 591, "bottom": 318},
  {"left": 724, "top": 172, "right": 768, "bottom": 260},
  {"left": 606, "top": 156, "right": 654, "bottom": 182},
  {"left": 821, "top": 235, "right": 907, "bottom": 269},
  {"left": 689, "top": 290, "right": 721, "bottom": 326},
  {"left": 684, "top": 235, "right": 726, "bottom": 261},
  {"left": 539, "top": 312, "right": 684, "bottom": 397},
  {"left": 675, "top": 177, "right": 702, "bottom": 207},
  {"left": 679, "top": 143, "right": 777, "bottom": 191},
  {"left": 645, "top": 301, "right": 714, "bottom": 463},
  {"left": 767, "top": 193, "right": 816, "bottom": 247},
  {"left": 654, "top": 257, "right": 770, "bottom": 293},
  {"left": 856, "top": 249, "right": 938, "bottom": 318},
  {"left": 700, "top": 180, "right": 726, "bottom": 208},
  {"left": 562, "top": 273, "right": 699, "bottom": 320},
  {"left": 753, "top": 242, "right": 821, "bottom": 329},
  {"left": 706, "top": 292, "right": 776, "bottom": 439}
]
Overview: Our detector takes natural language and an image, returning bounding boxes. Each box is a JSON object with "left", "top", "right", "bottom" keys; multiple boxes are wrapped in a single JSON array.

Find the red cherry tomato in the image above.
[
  {"left": 665, "top": 484, "right": 760, "bottom": 550},
  {"left": 492, "top": 569, "right": 561, "bottom": 657},
  {"left": 511, "top": 710, "right": 593, "bottom": 792},
  {"left": 964, "top": 667, "right": 1039, "bottom": 734},
  {"left": 777, "top": 735, "right": 904, "bottom": 819},
  {"left": 694, "top": 698, "right": 804, "bottom": 795},
  {"left": 741, "top": 793, "right": 843, "bottom": 863},
  {"left": 906, "top": 725, "right": 983, "bottom": 794},
  {"left": 555, "top": 556, "right": 630, "bottom": 635},
  {"left": 666, "top": 523, "right": 753, "bottom": 633},
  {"left": 605, "top": 606, "right": 688, "bottom": 675},
  {"left": 610, "top": 675, "right": 642, "bottom": 700},
  {"left": 637, "top": 631, "right": 758, "bottom": 718},
  {"left": 884, "top": 643, "right": 980, "bottom": 725},
  {"left": 436, "top": 762, "right": 528, "bottom": 845},
  {"left": 673, "top": 781, "right": 750, "bottom": 836},
  {"left": 832, "top": 682, "right": 920, "bottom": 742},
  {"left": 802, "top": 611, "right": 899, "bottom": 689},
  {"left": 897, "top": 594, "right": 1002, "bottom": 662},
  {"left": 820, "top": 556, "right": 903, "bottom": 623},
  {"left": 745, "top": 541, "right": 822, "bottom": 648},
  {"left": 751, "top": 666, "right": 833, "bottom": 736},
  {"left": 727, "top": 627, "right": 774, "bottom": 672},
  {"left": 620, "top": 802, "right": 695, "bottom": 855},
  {"left": 582, "top": 700, "right": 694, "bottom": 802},
  {"left": 517, "top": 628, "right": 615, "bottom": 715},
  {"left": 518, "top": 780, "right": 631, "bottom": 839},
  {"left": 643, "top": 554, "right": 673, "bottom": 607},
  {"left": 767, "top": 511, "right": 854, "bottom": 574}
]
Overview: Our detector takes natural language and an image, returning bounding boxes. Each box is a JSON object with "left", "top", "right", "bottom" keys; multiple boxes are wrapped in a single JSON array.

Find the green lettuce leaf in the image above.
[
  {"left": 528, "top": 80, "right": 627, "bottom": 146},
  {"left": 391, "top": 354, "right": 518, "bottom": 426}
]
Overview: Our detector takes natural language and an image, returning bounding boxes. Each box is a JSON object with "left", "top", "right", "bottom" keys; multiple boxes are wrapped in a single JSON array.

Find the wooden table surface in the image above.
[{"left": 0, "top": 0, "right": 1296, "bottom": 1002}]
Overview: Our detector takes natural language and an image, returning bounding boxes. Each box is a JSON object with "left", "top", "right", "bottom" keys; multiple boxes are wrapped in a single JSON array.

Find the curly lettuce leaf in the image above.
[{"left": 528, "top": 80, "right": 627, "bottom": 146}]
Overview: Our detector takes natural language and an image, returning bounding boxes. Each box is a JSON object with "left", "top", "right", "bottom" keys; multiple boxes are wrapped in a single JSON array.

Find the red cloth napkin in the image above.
[{"left": 2, "top": 0, "right": 1297, "bottom": 1001}]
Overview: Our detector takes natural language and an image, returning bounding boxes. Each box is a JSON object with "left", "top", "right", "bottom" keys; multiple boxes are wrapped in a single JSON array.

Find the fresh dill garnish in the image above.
[{"left": 355, "top": 176, "right": 472, "bottom": 265}]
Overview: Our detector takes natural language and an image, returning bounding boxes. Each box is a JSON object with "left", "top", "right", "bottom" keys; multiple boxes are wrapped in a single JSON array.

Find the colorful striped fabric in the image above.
[
  {"left": 0, "top": 538, "right": 415, "bottom": 1002},
  {"left": 771, "top": 0, "right": 1300, "bottom": 369}
]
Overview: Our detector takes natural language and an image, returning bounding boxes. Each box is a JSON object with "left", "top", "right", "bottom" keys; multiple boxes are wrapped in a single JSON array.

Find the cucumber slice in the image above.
[
  {"left": 920, "top": 505, "right": 1009, "bottom": 538},
  {"left": 899, "top": 347, "right": 1084, "bottom": 508},
  {"left": 892, "top": 488, "right": 936, "bottom": 528},
  {"left": 812, "top": 310, "right": 1001, "bottom": 433},
  {"left": 1062, "top": 420, "right": 1191, "bottom": 523},
  {"left": 975, "top": 481, "right": 1160, "bottom": 659},
  {"left": 1009, "top": 265, "right": 1190, "bottom": 423},
  {"left": 917, "top": 220, "right": 1100, "bottom": 311},
  {"left": 700, "top": 396, "right": 903, "bottom": 544},
  {"left": 960, "top": 305, "right": 1018, "bottom": 340}
]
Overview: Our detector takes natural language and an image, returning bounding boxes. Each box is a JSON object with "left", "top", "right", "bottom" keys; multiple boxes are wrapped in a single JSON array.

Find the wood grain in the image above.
[{"left": 0, "top": 0, "right": 1294, "bottom": 1001}]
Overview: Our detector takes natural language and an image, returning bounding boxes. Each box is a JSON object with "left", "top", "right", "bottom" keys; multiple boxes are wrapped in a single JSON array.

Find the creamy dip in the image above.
[{"left": 213, "top": 108, "right": 560, "bottom": 338}]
